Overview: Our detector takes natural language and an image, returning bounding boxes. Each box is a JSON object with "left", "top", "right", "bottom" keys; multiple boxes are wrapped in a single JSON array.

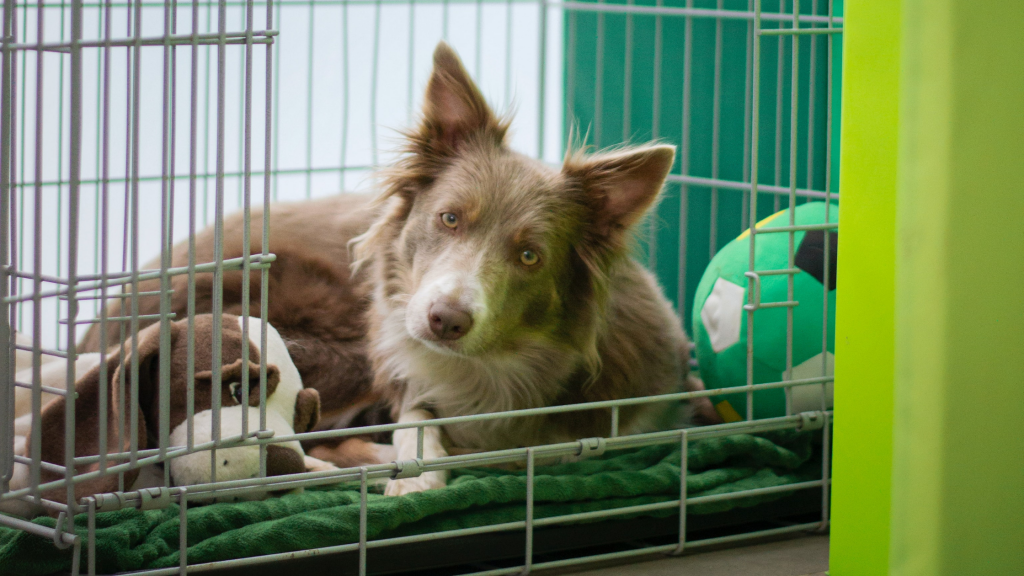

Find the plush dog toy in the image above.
[{"left": 3, "top": 314, "right": 331, "bottom": 517}]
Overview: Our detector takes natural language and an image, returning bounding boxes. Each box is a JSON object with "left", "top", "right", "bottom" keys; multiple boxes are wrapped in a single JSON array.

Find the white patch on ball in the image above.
[
  {"left": 789, "top": 351, "right": 835, "bottom": 413},
  {"left": 701, "top": 278, "right": 746, "bottom": 353}
]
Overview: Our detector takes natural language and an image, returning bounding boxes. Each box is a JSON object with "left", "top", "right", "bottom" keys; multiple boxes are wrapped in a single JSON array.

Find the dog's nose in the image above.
[{"left": 428, "top": 301, "right": 474, "bottom": 340}]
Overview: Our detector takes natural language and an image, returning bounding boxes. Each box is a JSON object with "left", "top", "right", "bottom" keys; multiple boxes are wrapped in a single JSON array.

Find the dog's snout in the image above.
[{"left": 428, "top": 302, "right": 474, "bottom": 340}]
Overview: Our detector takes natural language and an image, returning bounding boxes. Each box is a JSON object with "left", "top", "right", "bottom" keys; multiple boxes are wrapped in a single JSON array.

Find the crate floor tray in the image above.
[
  {"left": 0, "top": 431, "right": 822, "bottom": 576},
  {"left": 194, "top": 489, "right": 825, "bottom": 576}
]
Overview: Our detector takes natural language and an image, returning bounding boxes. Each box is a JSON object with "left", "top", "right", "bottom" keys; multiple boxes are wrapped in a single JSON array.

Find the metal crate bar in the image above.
[
  {"left": 2, "top": 254, "right": 275, "bottom": 304},
  {"left": 0, "top": 409, "right": 828, "bottom": 506},
  {"left": 666, "top": 174, "right": 837, "bottom": 200},
  {"left": 757, "top": 26, "right": 840, "bottom": 35},
  {"left": 4, "top": 30, "right": 278, "bottom": 51},
  {"left": 0, "top": 511, "right": 78, "bottom": 546},
  {"left": 556, "top": 1, "right": 842, "bottom": 24},
  {"left": 40, "top": 377, "right": 830, "bottom": 472},
  {"left": 113, "top": 491, "right": 825, "bottom": 576},
  {"left": 12, "top": 380, "right": 68, "bottom": 395}
]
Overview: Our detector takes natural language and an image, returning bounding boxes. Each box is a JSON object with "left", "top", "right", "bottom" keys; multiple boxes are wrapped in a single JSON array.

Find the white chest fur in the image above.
[{"left": 376, "top": 308, "right": 585, "bottom": 451}]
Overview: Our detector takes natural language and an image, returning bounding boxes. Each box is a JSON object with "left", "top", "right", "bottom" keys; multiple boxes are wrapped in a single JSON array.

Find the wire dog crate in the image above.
[{"left": 0, "top": 0, "right": 840, "bottom": 574}]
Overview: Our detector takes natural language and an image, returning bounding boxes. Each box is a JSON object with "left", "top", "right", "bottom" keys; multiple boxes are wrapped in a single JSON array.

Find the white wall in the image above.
[{"left": 5, "top": 0, "right": 563, "bottom": 349}]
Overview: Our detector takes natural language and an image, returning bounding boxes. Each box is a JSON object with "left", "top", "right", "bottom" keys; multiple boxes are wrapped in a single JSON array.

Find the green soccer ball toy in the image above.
[{"left": 692, "top": 202, "right": 838, "bottom": 421}]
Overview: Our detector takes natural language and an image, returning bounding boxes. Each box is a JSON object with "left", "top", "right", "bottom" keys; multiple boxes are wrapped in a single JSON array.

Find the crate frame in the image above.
[{"left": 0, "top": 1, "right": 840, "bottom": 574}]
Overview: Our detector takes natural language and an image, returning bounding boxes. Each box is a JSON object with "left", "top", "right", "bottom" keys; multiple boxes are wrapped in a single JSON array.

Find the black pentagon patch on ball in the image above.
[{"left": 795, "top": 229, "right": 838, "bottom": 290}]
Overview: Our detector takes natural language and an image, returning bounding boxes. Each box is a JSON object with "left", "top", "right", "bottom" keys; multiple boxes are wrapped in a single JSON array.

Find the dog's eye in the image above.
[
  {"left": 519, "top": 250, "right": 540, "bottom": 266},
  {"left": 229, "top": 381, "right": 243, "bottom": 404},
  {"left": 440, "top": 212, "right": 458, "bottom": 229}
]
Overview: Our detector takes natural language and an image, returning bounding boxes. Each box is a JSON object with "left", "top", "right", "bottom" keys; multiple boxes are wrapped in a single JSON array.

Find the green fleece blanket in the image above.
[{"left": 0, "top": 431, "right": 819, "bottom": 575}]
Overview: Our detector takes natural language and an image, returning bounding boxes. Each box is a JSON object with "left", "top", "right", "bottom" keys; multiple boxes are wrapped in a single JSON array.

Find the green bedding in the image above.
[{"left": 0, "top": 431, "right": 819, "bottom": 575}]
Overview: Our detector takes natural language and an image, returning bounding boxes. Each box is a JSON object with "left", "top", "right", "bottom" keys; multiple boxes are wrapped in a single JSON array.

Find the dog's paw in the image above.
[
  {"left": 384, "top": 471, "right": 447, "bottom": 496},
  {"left": 304, "top": 455, "right": 338, "bottom": 473}
]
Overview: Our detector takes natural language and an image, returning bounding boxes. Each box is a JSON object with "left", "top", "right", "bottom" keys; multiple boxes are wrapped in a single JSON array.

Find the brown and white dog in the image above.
[
  {"left": 6, "top": 314, "right": 325, "bottom": 517},
  {"left": 81, "top": 42, "right": 719, "bottom": 496}
]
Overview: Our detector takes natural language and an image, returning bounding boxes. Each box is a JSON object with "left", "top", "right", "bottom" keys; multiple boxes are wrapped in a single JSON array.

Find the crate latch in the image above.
[
  {"left": 139, "top": 487, "right": 172, "bottom": 510},
  {"left": 798, "top": 411, "right": 826, "bottom": 431},
  {"left": 577, "top": 437, "right": 607, "bottom": 459},
  {"left": 391, "top": 458, "right": 424, "bottom": 480},
  {"left": 92, "top": 491, "right": 130, "bottom": 513}
]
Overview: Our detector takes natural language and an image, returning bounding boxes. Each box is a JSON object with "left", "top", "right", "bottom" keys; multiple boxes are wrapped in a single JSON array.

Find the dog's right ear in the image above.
[
  {"left": 564, "top": 144, "right": 676, "bottom": 248},
  {"left": 420, "top": 42, "right": 506, "bottom": 151}
]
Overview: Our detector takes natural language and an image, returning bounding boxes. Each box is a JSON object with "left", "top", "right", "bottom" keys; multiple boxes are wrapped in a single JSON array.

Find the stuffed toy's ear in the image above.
[
  {"left": 36, "top": 322, "right": 177, "bottom": 507},
  {"left": 195, "top": 358, "right": 281, "bottom": 408},
  {"left": 293, "top": 388, "right": 321, "bottom": 434},
  {"left": 563, "top": 144, "right": 676, "bottom": 247}
]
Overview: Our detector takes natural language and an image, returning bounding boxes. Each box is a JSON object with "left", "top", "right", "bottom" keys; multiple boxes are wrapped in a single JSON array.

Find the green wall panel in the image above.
[{"left": 564, "top": 0, "right": 842, "bottom": 330}]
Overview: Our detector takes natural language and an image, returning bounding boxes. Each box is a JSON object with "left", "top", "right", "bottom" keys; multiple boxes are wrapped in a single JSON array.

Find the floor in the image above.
[{"left": 562, "top": 534, "right": 829, "bottom": 576}]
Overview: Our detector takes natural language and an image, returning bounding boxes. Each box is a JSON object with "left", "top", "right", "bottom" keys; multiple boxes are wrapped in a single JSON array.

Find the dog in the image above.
[
  {"left": 5, "top": 314, "right": 326, "bottom": 517},
  {"left": 81, "top": 42, "right": 719, "bottom": 496}
]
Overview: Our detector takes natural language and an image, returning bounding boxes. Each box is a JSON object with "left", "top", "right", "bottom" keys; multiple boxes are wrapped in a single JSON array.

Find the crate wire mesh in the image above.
[{"left": 0, "top": 0, "right": 840, "bottom": 573}]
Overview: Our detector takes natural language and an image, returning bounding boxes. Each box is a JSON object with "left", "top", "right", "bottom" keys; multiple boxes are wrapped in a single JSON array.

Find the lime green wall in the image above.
[
  {"left": 891, "top": 1, "right": 1024, "bottom": 575},
  {"left": 833, "top": 1, "right": 1024, "bottom": 574},
  {"left": 829, "top": 0, "right": 899, "bottom": 573}
]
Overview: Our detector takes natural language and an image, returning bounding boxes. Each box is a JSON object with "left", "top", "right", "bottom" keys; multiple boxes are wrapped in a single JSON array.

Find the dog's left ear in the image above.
[
  {"left": 564, "top": 144, "right": 676, "bottom": 243},
  {"left": 421, "top": 42, "right": 506, "bottom": 150}
]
